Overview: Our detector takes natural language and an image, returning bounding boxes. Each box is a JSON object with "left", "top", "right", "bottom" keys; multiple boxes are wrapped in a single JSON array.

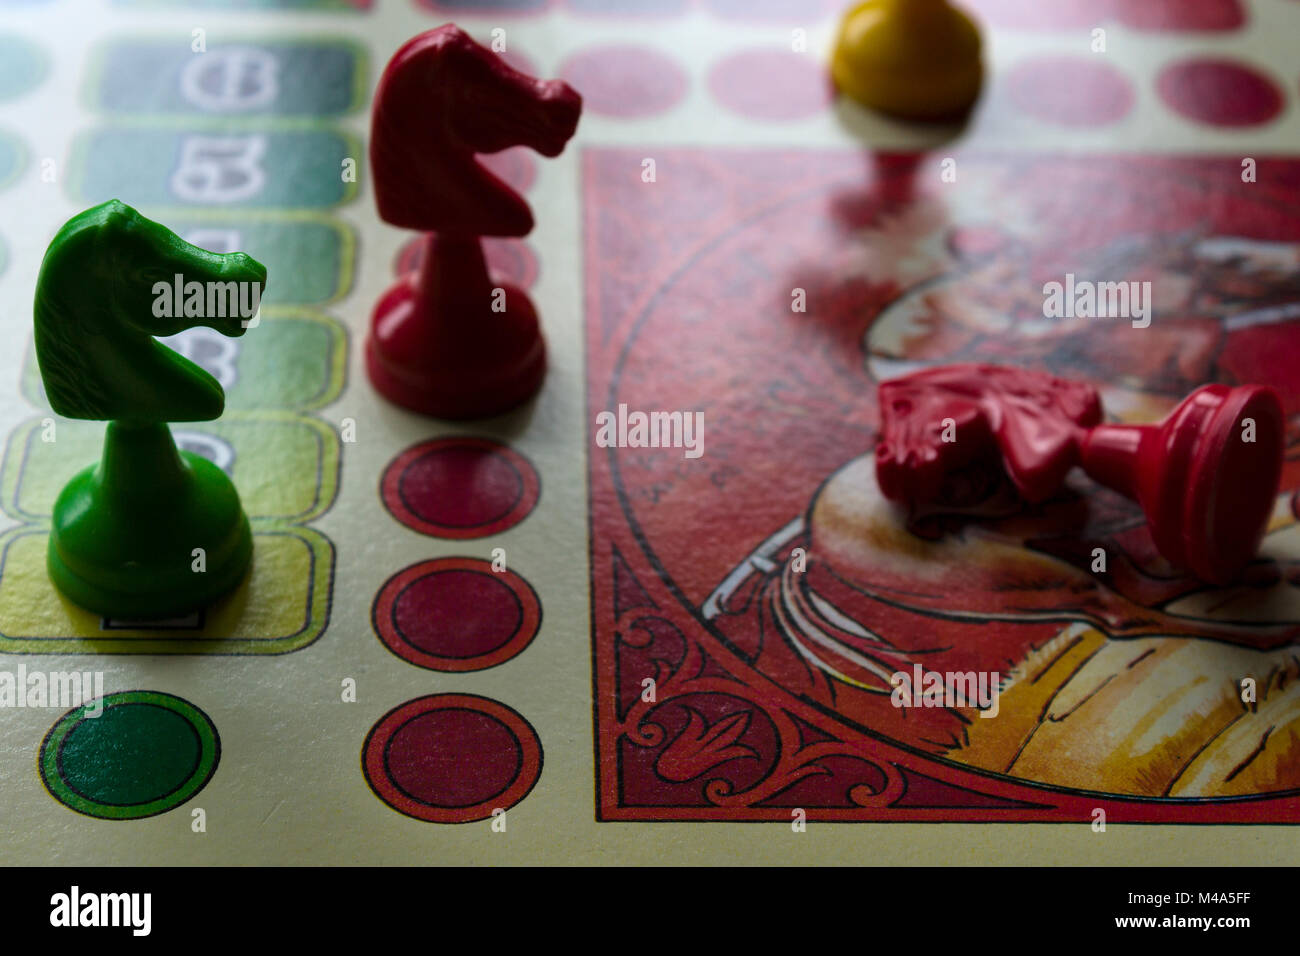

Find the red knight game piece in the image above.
[
  {"left": 367, "top": 25, "right": 582, "bottom": 419},
  {"left": 877, "top": 363, "right": 1284, "bottom": 584}
]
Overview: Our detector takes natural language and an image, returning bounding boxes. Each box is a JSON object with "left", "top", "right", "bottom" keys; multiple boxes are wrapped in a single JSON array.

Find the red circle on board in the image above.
[
  {"left": 373, "top": 558, "right": 542, "bottom": 671},
  {"left": 708, "top": 49, "right": 832, "bottom": 121},
  {"left": 381, "top": 437, "right": 541, "bottom": 539},
  {"left": 1156, "top": 58, "right": 1283, "bottom": 127},
  {"left": 558, "top": 45, "right": 688, "bottom": 118},
  {"left": 363, "top": 694, "right": 543, "bottom": 823},
  {"left": 1005, "top": 56, "right": 1134, "bottom": 127},
  {"left": 394, "top": 236, "right": 539, "bottom": 289}
]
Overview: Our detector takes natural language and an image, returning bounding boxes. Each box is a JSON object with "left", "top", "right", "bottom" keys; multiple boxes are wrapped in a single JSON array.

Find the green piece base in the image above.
[{"left": 47, "top": 423, "right": 252, "bottom": 619}]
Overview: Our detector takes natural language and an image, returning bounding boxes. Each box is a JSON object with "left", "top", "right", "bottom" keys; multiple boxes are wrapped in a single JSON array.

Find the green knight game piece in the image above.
[{"left": 34, "top": 199, "right": 266, "bottom": 618}]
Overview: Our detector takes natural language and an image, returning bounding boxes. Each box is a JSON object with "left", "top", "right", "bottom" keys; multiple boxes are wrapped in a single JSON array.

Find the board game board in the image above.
[{"left": 0, "top": 0, "right": 1298, "bottom": 865}]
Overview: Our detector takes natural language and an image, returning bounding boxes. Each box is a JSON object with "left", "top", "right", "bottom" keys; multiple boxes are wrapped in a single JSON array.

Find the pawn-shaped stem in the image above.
[
  {"left": 48, "top": 420, "right": 252, "bottom": 618},
  {"left": 99, "top": 421, "right": 190, "bottom": 499},
  {"left": 366, "top": 230, "right": 546, "bottom": 419}
]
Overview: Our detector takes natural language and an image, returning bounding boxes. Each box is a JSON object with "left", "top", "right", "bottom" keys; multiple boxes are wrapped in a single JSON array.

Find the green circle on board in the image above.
[
  {"left": 0, "top": 35, "right": 47, "bottom": 103},
  {"left": 40, "top": 690, "right": 220, "bottom": 820}
]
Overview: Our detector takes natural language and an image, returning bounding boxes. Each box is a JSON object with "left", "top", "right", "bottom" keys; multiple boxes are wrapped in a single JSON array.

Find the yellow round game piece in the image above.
[{"left": 831, "top": 0, "right": 983, "bottom": 121}]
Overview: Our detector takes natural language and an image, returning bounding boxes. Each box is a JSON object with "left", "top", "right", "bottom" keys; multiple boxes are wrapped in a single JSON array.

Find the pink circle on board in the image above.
[
  {"left": 970, "top": 0, "right": 1244, "bottom": 32},
  {"left": 486, "top": 239, "right": 540, "bottom": 288},
  {"left": 1005, "top": 56, "right": 1134, "bottom": 127},
  {"left": 701, "top": 0, "right": 836, "bottom": 19},
  {"left": 1119, "top": 0, "right": 1244, "bottom": 32},
  {"left": 481, "top": 147, "right": 537, "bottom": 194},
  {"left": 1156, "top": 58, "right": 1283, "bottom": 127},
  {"left": 708, "top": 49, "right": 832, "bottom": 121},
  {"left": 559, "top": 45, "right": 688, "bottom": 118},
  {"left": 387, "top": 709, "right": 522, "bottom": 806},
  {"left": 563, "top": 0, "right": 690, "bottom": 15},
  {"left": 418, "top": 0, "right": 551, "bottom": 19}
]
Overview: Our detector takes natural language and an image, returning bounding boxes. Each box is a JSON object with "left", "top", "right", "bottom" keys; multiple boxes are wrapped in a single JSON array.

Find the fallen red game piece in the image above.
[
  {"left": 876, "top": 363, "right": 1284, "bottom": 584},
  {"left": 367, "top": 24, "right": 582, "bottom": 419}
]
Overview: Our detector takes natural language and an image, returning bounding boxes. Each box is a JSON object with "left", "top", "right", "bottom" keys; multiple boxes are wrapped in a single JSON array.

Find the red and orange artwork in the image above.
[{"left": 586, "top": 150, "right": 1300, "bottom": 821}]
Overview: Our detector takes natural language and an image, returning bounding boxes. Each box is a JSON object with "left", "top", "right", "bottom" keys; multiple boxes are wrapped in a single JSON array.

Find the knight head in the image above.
[
  {"left": 97, "top": 200, "right": 266, "bottom": 339},
  {"left": 370, "top": 25, "right": 582, "bottom": 236},
  {"left": 34, "top": 199, "right": 267, "bottom": 423},
  {"left": 436, "top": 27, "right": 582, "bottom": 159}
]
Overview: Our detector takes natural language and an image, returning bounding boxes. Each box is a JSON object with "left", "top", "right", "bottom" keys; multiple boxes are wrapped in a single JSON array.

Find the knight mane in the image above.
[{"left": 33, "top": 207, "right": 120, "bottom": 420}]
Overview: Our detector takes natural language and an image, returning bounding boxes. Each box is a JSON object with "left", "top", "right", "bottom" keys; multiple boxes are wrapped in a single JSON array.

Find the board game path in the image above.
[
  {"left": 373, "top": 557, "right": 542, "bottom": 671},
  {"left": 40, "top": 691, "right": 220, "bottom": 821},
  {"left": 362, "top": 694, "right": 543, "bottom": 824},
  {"left": 380, "top": 437, "right": 541, "bottom": 539}
]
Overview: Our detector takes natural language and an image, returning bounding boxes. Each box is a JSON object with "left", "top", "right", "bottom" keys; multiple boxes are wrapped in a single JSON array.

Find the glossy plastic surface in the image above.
[{"left": 34, "top": 200, "right": 263, "bottom": 616}]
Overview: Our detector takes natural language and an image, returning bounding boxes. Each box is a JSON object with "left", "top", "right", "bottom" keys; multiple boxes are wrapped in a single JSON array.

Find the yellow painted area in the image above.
[
  {"left": 4, "top": 413, "right": 337, "bottom": 524},
  {"left": 0, "top": 527, "right": 329, "bottom": 653},
  {"left": 959, "top": 626, "right": 1109, "bottom": 775},
  {"left": 1172, "top": 666, "right": 1300, "bottom": 798},
  {"left": 956, "top": 626, "right": 1300, "bottom": 798}
]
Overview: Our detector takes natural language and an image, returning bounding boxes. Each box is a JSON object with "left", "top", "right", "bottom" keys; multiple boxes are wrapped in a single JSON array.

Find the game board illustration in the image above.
[
  {"left": 586, "top": 149, "right": 1300, "bottom": 821},
  {"left": 2, "top": 0, "right": 1300, "bottom": 868}
]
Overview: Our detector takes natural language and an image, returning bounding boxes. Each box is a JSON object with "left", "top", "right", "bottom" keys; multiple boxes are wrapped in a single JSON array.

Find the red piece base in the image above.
[
  {"left": 1177, "top": 385, "right": 1284, "bottom": 583},
  {"left": 1081, "top": 383, "right": 1284, "bottom": 585},
  {"left": 366, "top": 275, "right": 547, "bottom": 420}
]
